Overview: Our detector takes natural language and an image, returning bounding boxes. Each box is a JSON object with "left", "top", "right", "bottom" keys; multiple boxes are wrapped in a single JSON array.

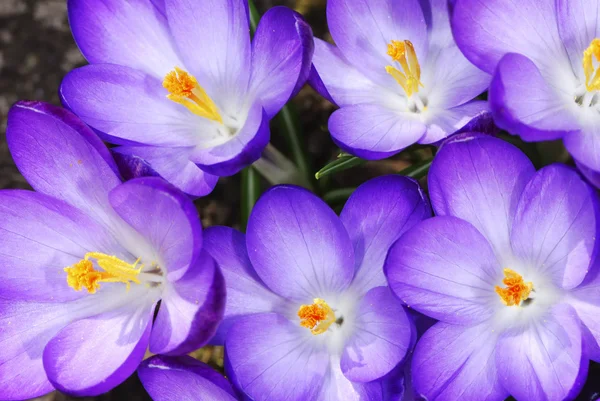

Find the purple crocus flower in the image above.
[
  {"left": 385, "top": 133, "right": 600, "bottom": 401},
  {"left": 309, "top": 0, "right": 489, "bottom": 160},
  {"left": 138, "top": 355, "right": 238, "bottom": 401},
  {"left": 0, "top": 101, "right": 224, "bottom": 400},
  {"left": 60, "top": 0, "right": 313, "bottom": 197},
  {"left": 452, "top": 0, "right": 600, "bottom": 175},
  {"left": 203, "top": 176, "right": 431, "bottom": 400}
]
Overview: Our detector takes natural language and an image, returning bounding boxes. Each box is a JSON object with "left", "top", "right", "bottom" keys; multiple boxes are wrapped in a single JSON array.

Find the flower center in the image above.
[
  {"left": 583, "top": 39, "right": 600, "bottom": 92},
  {"left": 64, "top": 252, "right": 145, "bottom": 294},
  {"left": 495, "top": 268, "right": 534, "bottom": 307},
  {"left": 162, "top": 67, "right": 223, "bottom": 123},
  {"left": 298, "top": 298, "right": 337, "bottom": 335},
  {"left": 386, "top": 40, "right": 424, "bottom": 98}
]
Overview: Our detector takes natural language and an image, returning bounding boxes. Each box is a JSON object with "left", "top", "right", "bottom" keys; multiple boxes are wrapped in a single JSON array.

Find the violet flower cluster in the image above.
[{"left": 2, "top": 0, "right": 600, "bottom": 400}]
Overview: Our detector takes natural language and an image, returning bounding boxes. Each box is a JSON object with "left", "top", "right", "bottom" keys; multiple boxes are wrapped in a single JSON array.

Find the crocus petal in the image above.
[
  {"left": 190, "top": 102, "right": 270, "bottom": 177},
  {"left": 496, "top": 303, "right": 584, "bottom": 401},
  {"left": 310, "top": 38, "right": 389, "bottom": 107},
  {"left": 249, "top": 7, "right": 314, "bottom": 118},
  {"left": 6, "top": 102, "right": 122, "bottom": 225},
  {"left": 556, "top": 0, "right": 600, "bottom": 80},
  {"left": 67, "top": 0, "right": 182, "bottom": 77},
  {"left": 108, "top": 177, "right": 202, "bottom": 281},
  {"left": 327, "top": 0, "right": 427, "bottom": 87},
  {"left": 166, "top": 0, "right": 251, "bottom": 102},
  {"left": 576, "top": 159, "right": 600, "bottom": 189},
  {"left": 112, "top": 146, "right": 218, "bottom": 198},
  {"left": 386, "top": 216, "right": 499, "bottom": 325},
  {"left": 319, "top": 356, "right": 384, "bottom": 401},
  {"left": 428, "top": 133, "right": 536, "bottom": 262},
  {"left": 150, "top": 250, "right": 225, "bottom": 355},
  {"left": 340, "top": 175, "right": 431, "bottom": 293},
  {"left": 420, "top": 101, "right": 489, "bottom": 145},
  {"left": 420, "top": 0, "right": 490, "bottom": 109},
  {"left": 511, "top": 164, "right": 599, "bottom": 290},
  {"left": 0, "top": 302, "right": 71, "bottom": 400},
  {"left": 61, "top": 64, "right": 208, "bottom": 147},
  {"left": 0, "top": 190, "right": 126, "bottom": 302},
  {"left": 570, "top": 264, "right": 600, "bottom": 355},
  {"left": 226, "top": 313, "right": 330, "bottom": 401},
  {"left": 329, "top": 104, "right": 426, "bottom": 160},
  {"left": 411, "top": 322, "right": 507, "bottom": 401},
  {"left": 246, "top": 185, "right": 354, "bottom": 301},
  {"left": 43, "top": 300, "right": 154, "bottom": 396},
  {"left": 340, "top": 287, "right": 412, "bottom": 382},
  {"left": 489, "top": 53, "right": 581, "bottom": 142},
  {"left": 203, "top": 226, "right": 285, "bottom": 344},
  {"left": 565, "top": 123, "right": 600, "bottom": 172},
  {"left": 138, "top": 355, "right": 237, "bottom": 401},
  {"left": 451, "top": 0, "right": 567, "bottom": 74}
]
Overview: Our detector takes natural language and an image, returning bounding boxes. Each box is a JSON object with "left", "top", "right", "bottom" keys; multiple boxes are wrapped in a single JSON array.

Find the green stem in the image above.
[
  {"left": 248, "top": 0, "right": 260, "bottom": 32},
  {"left": 240, "top": 167, "right": 261, "bottom": 232}
]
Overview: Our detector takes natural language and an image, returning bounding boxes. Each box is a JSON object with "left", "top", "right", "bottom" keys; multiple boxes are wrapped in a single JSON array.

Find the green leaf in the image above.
[
  {"left": 248, "top": 0, "right": 260, "bottom": 32},
  {"left": 398, "top": 158, "right": 432, "bottom": 179},
  {"left": 315, "top": 155, "right": 365, "bottom": 180},
  {"left": 323, "top": 187, "right": 356, "bottom": 206},
  {"left": 240, "top": 167, "right": 261, "bottom": 232}
]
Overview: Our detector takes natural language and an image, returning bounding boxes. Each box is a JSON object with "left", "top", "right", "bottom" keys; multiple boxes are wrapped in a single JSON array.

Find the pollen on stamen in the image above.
[
  {"left": 385, "top": 39, "right": 423, "bottom": 98},
  {"left": 163, "top": 67, "right": 197, "bottom": 98},
  {"left": 298, "top": 298, "right": 336, "bottom": 335},
  {"left": 583, "top": 38, "right": 600, "bottom": 92},
  {"left": 495, "top": 268, "right": 533, "bottom": 306},
  {"left": 64, "top": 260, "right": 103, "bottom": 294}
]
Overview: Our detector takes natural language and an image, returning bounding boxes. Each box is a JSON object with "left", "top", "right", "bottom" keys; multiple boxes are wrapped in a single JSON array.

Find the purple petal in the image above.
[
  {"left": 310, "top": 38, "right": 388, "bottom": 108},
  {"left": 386, "top": 216, "right": 500, "bottom": 325},
  {"left": 511, "top": 164, "right": 599, "bottom": 290},
  {"left": 246, "top": 185, "right": 354, "bottom": 302},
  {"left": 451, "top": 0, "right": 567, "bottom": 74},
  {"left": 250, "top": 7, "right": 314, "bottom": 118},
  {"left": 61, "top": 64, "right": 204, "bottom": 147},
  {"left": 225, "top": 313, "right": 330, "bottom": 401},
  {"left": 165, "top": 0, "right": 251, "bottom": 99},
  {"left": 496, "top": 303, "right": 584, "bottom": 401},
  {"left": 6, "top": 102, "right": 122, "bottom": 223},
  {"left": 428, "top": 133, "right": 536, "bottom": 261},
  {"left": 190, "top": 102, "right": 270, "bottom": 177},
  {"left": 420, "top": 0, "right": 490, "bottom": 109},
  {"left": 67, "top": 0, "right": 182, "bottom": 77},
  {"left": 108, "top": 177, "right": 202, "bottom": 280},
  {"left": 489, "top": 53, "right": 580, "bottom": 142},
  {"left": 327, "top": 0, "right": 427, "bottom": 87},
  {"left": 570, "top": 263, "right": 600, "bottom": 357},
  {"left": 0, "top": 190, "right": 126, "bottom": 302},
  {"left": 576, "top": 159, "right": 600, "bottom": 189},
  {"left": 203, "top": 226, "right": 285, "bottom": 344},
  {"left": 412, "top": 322, "right": 507, "bottom": 401},
  {"left": 112, "top": 146, "right": 218, "bottom": 197},
  {"left": 0, "top": 302, "right": 71, "bottom": 400},
  {"left": 150, "top": 250, "right": 225, "bottom": 355},
  {"left": 138, "top": 355, "right": 237, "bottom": 401},
  {"left": 420, "top": 101, "right": 489, "bottom": 144},
  {"left": 340, "top": 175, "right": 431, "bottom": 293},
  {"left": 43, "top": 303, "right": 154, "bottom": 396},
  {"left": 318, "top": 359, "right": 384, "bottom": 401},
  {"left": 341, "top": 287, "right": 412, "bottom": 382},
  {"left": 329, "top": 104, "right": 427, "bottom": 160},
  {"left": 556, "top": 0, "right": 600, "bottom": 81},
  {"left": 565, "top": 124, "right": 600, "bottom": 172}
]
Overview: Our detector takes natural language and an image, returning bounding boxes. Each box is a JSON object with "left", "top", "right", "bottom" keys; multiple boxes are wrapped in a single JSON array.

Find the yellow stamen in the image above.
[
  {"left": 162, "top": 67, "right": 222, "bottom": 123},
  {"left": 64, "top": 252, "right": 143, "bottom": 294},
  {"left": 297, "top": 298, "right": 336, "bottom": 335},
  {"left": 386, "top": 40, "right": 423, "bottom": 97},
  {"left": 584, "top": 39, "right": 600, "bottom": 92},
  {"left": 495, "top": 268, "right": 533, "bottom": 306}
]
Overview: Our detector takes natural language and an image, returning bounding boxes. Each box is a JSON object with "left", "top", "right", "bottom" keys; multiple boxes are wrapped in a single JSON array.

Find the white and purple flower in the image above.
[
  {"left": 203, "top": 176, "right": 431, "bottom": 400},
  {"left": 452, "top": 0, "right": 600, "bottom": 177},
  {"left": 386, "top": 133, "right": 600, "bottom": 401},
  {"left": 60, "top": 0, "right": 314, "bottom": 197},
  {"left": 309, "top": 0, "right": 490, "bottom": 160},
  {"left": 0, "top": 102, "right": 224, "bottom": 400}
]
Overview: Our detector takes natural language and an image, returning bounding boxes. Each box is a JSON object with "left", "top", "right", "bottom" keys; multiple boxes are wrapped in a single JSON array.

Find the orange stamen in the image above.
[
  {"left": 297, "top": 298, "right": 336, "bottom": 335},
  {"left": 495, "top": 268, "right": 533, "bottom": 306}
]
